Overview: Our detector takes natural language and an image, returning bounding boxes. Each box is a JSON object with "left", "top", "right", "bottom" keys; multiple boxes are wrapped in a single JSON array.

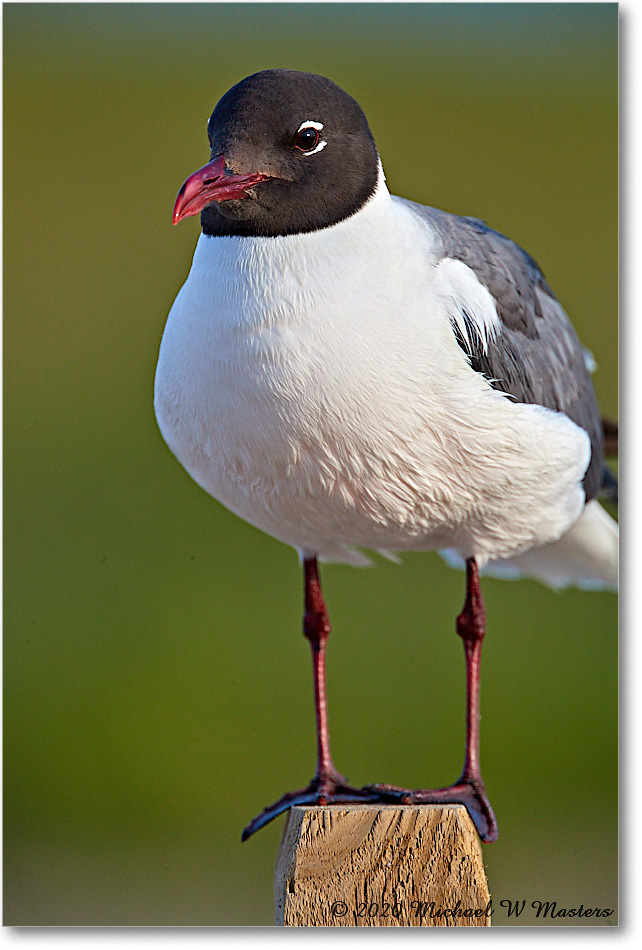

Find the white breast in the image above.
[{"left": 154, "top": 180, "right": 590, "bottom": 566}]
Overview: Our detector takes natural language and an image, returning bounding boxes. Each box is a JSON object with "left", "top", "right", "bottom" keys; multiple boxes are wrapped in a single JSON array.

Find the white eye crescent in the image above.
[{"left": 295, "top": 120, "right": 327, "bottom": 155}]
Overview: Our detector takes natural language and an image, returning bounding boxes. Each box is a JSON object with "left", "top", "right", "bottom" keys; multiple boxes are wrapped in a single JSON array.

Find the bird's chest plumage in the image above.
[{"left": 155, "top": 222, "right": 444, "bottom": 506}]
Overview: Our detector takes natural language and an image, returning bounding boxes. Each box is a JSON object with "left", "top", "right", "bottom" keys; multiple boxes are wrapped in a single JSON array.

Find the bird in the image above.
[{"left": 155, "top": 69, "right": 618, "bottom": 844}]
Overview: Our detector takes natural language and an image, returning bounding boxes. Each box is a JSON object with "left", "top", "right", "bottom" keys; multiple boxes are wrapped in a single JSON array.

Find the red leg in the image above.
[
  {"left": 242, "top": 557, "right": 379, "bottom": 840},
  {"left": 367, "top": 559, "right": 498, "bottom": 842},
  {"left": 303, "top": 556, "right": 339, "bottom": 787},
  {"left": 457, "top": 557, "right": 487, "bottom": 783}
]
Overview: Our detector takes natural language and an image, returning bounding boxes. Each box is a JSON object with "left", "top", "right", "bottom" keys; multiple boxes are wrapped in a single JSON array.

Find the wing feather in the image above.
[{"left": 396, "top": 197, "right": 604, "bottom": 501}]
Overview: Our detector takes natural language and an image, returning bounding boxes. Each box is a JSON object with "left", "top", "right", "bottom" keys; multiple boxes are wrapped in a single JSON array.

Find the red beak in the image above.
[{"left": 172, "top": 155, "right": 272, "bottom": 224}]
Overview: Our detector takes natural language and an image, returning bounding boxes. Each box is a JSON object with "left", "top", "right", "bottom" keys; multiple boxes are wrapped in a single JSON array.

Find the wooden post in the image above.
[{"left": 275, "top": 804, "right": 491, "bottom": 927}]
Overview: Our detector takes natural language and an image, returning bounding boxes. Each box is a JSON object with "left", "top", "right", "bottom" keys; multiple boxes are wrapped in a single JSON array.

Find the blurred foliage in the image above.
[{"left": 4, "top": 2, "right": 617, "bottom": 926}]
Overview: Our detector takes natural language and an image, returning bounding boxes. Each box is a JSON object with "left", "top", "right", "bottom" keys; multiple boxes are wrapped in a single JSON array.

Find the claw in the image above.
[
  {"left": 362, "top": 782, "right": 414, "bottom": 804},
  {"left": 411, "top": 780, "right": 497, "bottom": 842},
  {"left": 362, "top": 779, "right": 498, "bottom": 843},
  {"left": 241, "top": 777, "right": 381, "bottom": 841}
]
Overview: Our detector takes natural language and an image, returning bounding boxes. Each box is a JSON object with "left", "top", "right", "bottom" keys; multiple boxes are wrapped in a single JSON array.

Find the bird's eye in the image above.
[{"left": 294, "top": 127, "right": 321, "bottom": 152}]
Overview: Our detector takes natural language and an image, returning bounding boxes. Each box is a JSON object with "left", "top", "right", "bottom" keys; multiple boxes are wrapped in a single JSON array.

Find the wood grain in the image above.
[{"left": 275, "top": 804, "right": 491, "bottom": 927}]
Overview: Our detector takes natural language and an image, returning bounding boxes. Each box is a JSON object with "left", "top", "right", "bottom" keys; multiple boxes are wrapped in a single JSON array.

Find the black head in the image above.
[{"left": 173, "top": 70, "right": 380, "bottom": 237}]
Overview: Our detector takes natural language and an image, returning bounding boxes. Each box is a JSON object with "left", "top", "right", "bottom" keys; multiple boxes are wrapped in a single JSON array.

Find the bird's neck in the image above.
[{"left": 188, "top": 171, "right": 399, "bottom": 332}]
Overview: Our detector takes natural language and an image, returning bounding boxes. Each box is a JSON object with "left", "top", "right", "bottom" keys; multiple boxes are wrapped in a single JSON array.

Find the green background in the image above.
[{"left": 4, "top": 2, "right": 617, "bottom": 927}]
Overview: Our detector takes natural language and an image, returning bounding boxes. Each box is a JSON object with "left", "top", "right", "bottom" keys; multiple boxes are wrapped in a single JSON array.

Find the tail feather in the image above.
[
  {"left": 602, "top": 416, "right": 618, "bottom": 457},
  {"left": 441, "top": 500, "right": 618, "bottom": 591},
  {"left": 600, "top": 465, "right": 618, "bottom": 504}
]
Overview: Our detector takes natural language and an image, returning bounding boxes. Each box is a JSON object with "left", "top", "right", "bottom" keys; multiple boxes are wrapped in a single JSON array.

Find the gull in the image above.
[{"left": 155, "top": 69, "right": 618, "bottom": 843}]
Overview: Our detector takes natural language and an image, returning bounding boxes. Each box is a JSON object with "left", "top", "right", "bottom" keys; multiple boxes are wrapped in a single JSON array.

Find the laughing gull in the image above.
[{"left": 155, "top": 69, "right": 618, "bottom": 843}]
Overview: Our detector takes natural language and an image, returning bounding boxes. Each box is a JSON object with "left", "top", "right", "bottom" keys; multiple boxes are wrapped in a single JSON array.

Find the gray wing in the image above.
[{"left": 397, "top": 197, "right": 604, "bottom": 501}]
